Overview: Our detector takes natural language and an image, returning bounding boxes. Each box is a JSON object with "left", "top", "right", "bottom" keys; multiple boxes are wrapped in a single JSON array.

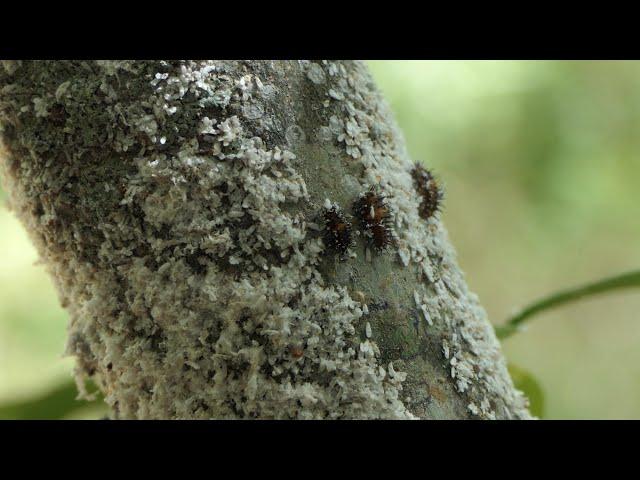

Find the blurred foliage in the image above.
[
  {"left": 1, "top": 61, "right": 640, "bottom": 419},
  {"left": 508, "top": 364, "right": 545, "bottom": 418},
  {"left": 0, "top": 379, "right": 106, "bottom": 420}
]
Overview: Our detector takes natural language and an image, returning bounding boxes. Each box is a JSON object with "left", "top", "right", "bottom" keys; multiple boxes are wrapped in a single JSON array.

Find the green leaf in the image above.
[
  {"left": 508, "top": 363, "right": 545, "bottom": 419},
  {"left": 0, "top": 379, "right": 106, "bottom": 420}
]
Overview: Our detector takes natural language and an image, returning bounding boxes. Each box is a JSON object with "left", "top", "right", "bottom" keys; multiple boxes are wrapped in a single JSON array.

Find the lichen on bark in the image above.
[{"left": 0, "top": 60, "right": 531, "bottom": 419}]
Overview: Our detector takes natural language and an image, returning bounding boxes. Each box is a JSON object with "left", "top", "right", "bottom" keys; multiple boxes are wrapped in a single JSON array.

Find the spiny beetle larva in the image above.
[
  {"left": 322, "top": 203, "right": 353, "bottom": 256},
  {"left": 353, "top": 187, "right": 396, "bottom": 251},
  {"left": 411, "top": 163, "right": 444, "bottom": 221}
]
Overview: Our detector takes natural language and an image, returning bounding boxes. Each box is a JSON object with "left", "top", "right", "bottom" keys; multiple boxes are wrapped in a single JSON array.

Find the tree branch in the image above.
[{"left": 0, "top": 60, "right": 530, "bottom": 419}]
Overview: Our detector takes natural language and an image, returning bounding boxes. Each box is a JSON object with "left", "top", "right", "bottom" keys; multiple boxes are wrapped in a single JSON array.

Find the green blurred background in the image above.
[{"left": 1, "top": 60, "right": 639, "bottom": 419}]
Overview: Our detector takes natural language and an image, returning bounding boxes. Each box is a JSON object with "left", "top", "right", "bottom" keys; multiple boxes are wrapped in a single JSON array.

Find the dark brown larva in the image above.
[
  {"left": 323, "top": 205, "right": 353, "bottom": 255},
  {"left": 354, "top": 188, "right": 388, "bottom": 226},
  {"left": 412, "top": 163, "right": 443, "bottom": 220},
  {"left": 369, "top": 222, "right": 394, "bottom": 251},
  {"left": 353, "top": 187, "right": 395, "bottom": 251}
]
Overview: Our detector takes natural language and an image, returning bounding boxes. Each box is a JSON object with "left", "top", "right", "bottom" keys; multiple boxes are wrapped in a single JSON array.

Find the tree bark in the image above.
[{"left": 0, "top": 60, "right": 531, "bottom": 419}]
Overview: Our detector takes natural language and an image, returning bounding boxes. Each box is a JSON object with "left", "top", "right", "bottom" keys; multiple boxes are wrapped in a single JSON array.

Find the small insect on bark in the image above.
[
  {"left": 353, "top": 186, "right": 396, "bottom": 251},
  {"left": 322, "top": 204, "right": 353, "bottom": 256},
  {"left": 411, "top": 163, "right": 444, "bottom": 221}
]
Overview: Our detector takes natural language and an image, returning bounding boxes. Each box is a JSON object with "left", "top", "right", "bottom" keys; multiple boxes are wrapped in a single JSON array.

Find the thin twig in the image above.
[{"left": 496, "top": 270, "right": 640, "bottom": 339}]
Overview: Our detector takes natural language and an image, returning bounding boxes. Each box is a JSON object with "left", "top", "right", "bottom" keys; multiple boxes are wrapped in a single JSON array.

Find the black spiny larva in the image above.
[
  {"left": 322, "top": 204, "right": 353, "bottom": 255},
  {"left": 353, "top": 187, "right": 396, "bottom": 251},
  {"left": 369, "top": 223, "right": 395, "bottom": 251},
  {"left": 412, "top": 163, "right": 444, "bottom": 220}
]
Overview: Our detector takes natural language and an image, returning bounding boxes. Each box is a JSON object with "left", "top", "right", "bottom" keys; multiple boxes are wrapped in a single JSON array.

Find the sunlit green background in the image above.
[{"left": 1, "top": 60, "right": 639, "bottom": 419}]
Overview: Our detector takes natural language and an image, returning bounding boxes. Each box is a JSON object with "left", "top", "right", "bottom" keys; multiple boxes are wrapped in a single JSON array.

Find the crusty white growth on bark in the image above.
[{"left": 0, "top": 60, "right": 530, "bottom": 419}]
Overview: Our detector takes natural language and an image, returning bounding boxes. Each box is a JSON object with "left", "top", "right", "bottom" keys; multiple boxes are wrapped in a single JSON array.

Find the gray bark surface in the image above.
[{"left": 0, "top": 60, "right": 531, "bottom": 419}]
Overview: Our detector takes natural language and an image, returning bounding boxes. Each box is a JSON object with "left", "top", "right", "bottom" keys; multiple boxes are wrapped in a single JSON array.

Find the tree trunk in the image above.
[{"left": 0, "top": 60, "right": 531, "bottom": 419}]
